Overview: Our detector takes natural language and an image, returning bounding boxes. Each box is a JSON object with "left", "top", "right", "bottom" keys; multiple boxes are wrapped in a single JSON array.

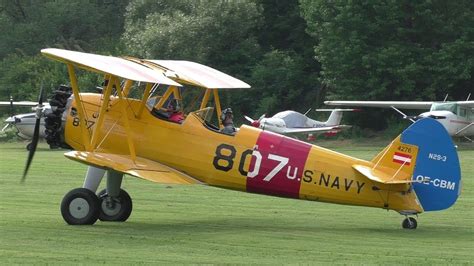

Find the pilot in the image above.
[
  {"left": 166, "top": 99, "right": 184, "bottom": 123},
  {"left": 220, "top": 108, "right": 236, "bottom": 135}
]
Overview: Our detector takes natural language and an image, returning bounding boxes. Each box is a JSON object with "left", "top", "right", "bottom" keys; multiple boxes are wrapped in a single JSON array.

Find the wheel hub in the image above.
[
  {"left": 102, "top": 197, "right": 121, "bottom": 216},
  {"left": 69, "top": 198, "right": 90, "bottom": 219}
]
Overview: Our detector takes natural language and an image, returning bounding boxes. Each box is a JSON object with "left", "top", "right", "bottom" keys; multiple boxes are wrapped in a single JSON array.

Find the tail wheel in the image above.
[
  {"left": 402, "top": 217, "right": 418, "bottom": 229},
  {"left": 61, "top": 188, "right": 100, "bottom": 225},
  {"left": 97, "top": 189, "right": 133, "bottom": 222}
]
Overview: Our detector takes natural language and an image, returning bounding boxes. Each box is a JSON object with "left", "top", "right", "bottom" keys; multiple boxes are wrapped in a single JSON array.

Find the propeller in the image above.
[
  {"left": 22, "top": 85, "right": 45, "bottom": 182},
  {"left": 390, "top": 106, "right": 416, "bottom": 123},
  {"left": 244, "top": 114, "right": 265, "bottom": 128},
  {"left": 391, "top": 106, "right": 447, "bottom": 123}
]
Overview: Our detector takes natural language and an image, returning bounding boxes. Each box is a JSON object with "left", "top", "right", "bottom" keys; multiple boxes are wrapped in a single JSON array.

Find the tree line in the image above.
[{"left": 0, "top": 0, "right": 472, "bottom": 129}]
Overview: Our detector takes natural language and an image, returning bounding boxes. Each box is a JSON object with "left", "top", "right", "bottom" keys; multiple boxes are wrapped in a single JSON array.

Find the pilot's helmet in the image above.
[
  {"left": 221, "top": 108, "right": 233, "bottom": 121},
  {"left": 168, "top": 99, "right": 180, "bottom": 112}
]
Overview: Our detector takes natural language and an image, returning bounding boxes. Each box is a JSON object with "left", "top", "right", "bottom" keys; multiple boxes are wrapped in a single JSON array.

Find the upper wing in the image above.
[
  {"left": 324, "top": 101, "right": 433, "bottom": 109},
  {"left": 280, "top": 125, "right": 350, "bottom": 134},
  {"left": 41, "top": 48, "right": 181, "bottom": 86},
  {"left": 458, "top": 101, "right": 474, "bottom": 107},
  {"left": 65, "top": 151, "right": 201, "bottom": 185},
  {"left": 146, "top": 60, "right": 251, "bottom": 89}
]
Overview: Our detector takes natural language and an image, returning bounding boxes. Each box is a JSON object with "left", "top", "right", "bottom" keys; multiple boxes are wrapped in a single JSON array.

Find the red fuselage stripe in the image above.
[{"left": 246, "top": 131, "right": 312, "bottom": 198}]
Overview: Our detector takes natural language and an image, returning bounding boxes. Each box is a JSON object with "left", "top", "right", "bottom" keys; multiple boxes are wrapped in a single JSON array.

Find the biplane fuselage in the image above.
[
  {"left": 64, "top": 93, "right": 422, "bottom": 213},
  {"left": 33, "top": 48, "right": 460, "bottom": 228}
]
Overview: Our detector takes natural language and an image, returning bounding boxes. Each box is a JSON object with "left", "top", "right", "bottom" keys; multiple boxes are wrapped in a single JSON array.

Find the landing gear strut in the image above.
[
  {"left": 402, "top": 216, "right": 418, "bottom": 229},
  {"left": 60, "top": 167, "right": 133, "bottom": 225}
]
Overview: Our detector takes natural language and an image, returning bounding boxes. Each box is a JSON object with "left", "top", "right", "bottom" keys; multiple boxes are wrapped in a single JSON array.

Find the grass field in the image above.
[{"left": 0, "top": 141, "right": 473, "bottom": 264}]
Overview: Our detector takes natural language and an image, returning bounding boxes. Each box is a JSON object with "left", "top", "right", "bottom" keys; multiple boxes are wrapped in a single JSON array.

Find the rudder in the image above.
[{"left": 400, "top": 118, "right": 461, "bottom": 211}]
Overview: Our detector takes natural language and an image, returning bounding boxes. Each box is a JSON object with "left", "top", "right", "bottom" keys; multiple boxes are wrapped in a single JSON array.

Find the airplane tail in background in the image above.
[
  {"left": 366, "top": 118, "right": 461, "bottom": 212},
  {"left": 314, "top": 109, "right": 357, "bottom": 126},
  {"left": 325, "top": 110, "right": 343, "bottom": 126}
]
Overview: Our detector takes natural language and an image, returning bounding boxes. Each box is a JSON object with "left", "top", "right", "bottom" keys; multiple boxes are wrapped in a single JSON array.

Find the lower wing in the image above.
[{"left": 64, "top": 151, "right": 202, "bottom": 185}]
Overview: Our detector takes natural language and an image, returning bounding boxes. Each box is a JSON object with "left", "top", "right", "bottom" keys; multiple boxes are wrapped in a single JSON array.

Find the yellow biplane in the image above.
[{"left": 23, "top": 48, "right": 462, "bottom": 229}]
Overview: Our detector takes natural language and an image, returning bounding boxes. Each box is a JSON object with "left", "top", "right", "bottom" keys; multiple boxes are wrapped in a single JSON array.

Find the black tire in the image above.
[
  {"left": 61, "top": 188, "right": 100, "bottom": 225},
  {"left": 97, "top": 189, "right": 133, "bottom": 222},
  {"left": 26, "top": 143, "right": 32, "bottom": 151},
  {"left": 402, "top": 217, "right": 418, "bottom": 229}
]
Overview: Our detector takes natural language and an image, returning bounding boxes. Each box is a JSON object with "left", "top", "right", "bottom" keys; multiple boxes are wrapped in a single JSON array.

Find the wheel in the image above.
[
  {"left": 97, "top": 189, "right": 133, "bottom": 222},
  {"left": 26, "top": 143, "right": 32, "bottom": 151},
  {"left": 61, "top": 188, "right": 100, "bottom": 225},
  {"left": 402, "top": 217, "right": 418, "bottom": 229}
]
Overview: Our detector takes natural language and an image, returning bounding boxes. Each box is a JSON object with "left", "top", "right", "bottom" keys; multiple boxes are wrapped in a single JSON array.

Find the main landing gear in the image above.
[
  {"left": 60, "top": 167, "right": 133, "bottom": 225},
  {"left": 97, "top": 189, "right": 132, "bottom": 222},
  {"left": 402, "top": 216, "right": 418, "bottom": 229}
]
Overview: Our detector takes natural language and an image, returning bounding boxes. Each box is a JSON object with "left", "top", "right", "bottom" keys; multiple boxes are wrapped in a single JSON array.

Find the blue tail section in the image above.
[{"left": 401, "top": 118, "right": 461, "bottom": 212}]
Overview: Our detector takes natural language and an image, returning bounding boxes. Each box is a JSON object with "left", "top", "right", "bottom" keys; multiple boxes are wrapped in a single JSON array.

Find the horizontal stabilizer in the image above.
[
  {"left": 353, "top": 164, "right": 415, "bottom": 184},
  {"left": 64, "top": 151, "right": 201, "bottom": 185}
]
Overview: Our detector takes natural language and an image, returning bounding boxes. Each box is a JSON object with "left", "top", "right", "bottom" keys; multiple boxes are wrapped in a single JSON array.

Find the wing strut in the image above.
[
  {"left": 137, "top": 83, "right": 154, "bottom": 118},
  {"left": 213, "top": 89, "right": 223, "bottom": 128},
  {"left": 154, "top": 86, "right": 176, "bottom": 110},
  {"left": 113, "top": 77, "right": 137, "bottom": 161},
  {"left": 67, "top": 64, "right": 92, "bottom": 151},
  {"left": 90, "top": 75, "right": 114, "bottom": 149},
  {"left": 122, "top": 80, "right": 134, "bottom": 97},
  {"left": 200, "top": 89, "right": 223, "bottom": 128}
]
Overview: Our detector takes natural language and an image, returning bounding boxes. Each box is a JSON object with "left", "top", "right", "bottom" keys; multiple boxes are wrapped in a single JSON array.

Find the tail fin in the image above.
[
  {"left": 317, "top": 108, "right": 359, "bottom": 126},
  {"left": 368, "top": 118, "right": 461, "bottom": 212},
  {"left": 325, "top": 110, "right": 343, "bottom": 126}
]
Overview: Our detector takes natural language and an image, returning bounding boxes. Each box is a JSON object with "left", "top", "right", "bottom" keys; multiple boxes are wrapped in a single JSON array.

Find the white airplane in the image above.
[
  {"left": 1, "top": 85, "right": 72, "bottom": 149},
  {"left": 0, "top": 100, "right": 50, "bottom": 150},
  {"left": 325, "top": 98, "right": 474, "bottom": 141},
  {"left": 244, "top": 109, "right": 353, "bottom": 136}
]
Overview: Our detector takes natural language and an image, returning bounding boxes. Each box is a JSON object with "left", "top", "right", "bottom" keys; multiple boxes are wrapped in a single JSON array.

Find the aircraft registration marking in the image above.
[
  {"left": 415, "top": 175, "right": 456, "bottom": 190},
  {"left": 246, "top": 131, "right": 311, "bottom": 198},
  {"left": 428, "top": 153, "right": 447, "bottom": 162}
]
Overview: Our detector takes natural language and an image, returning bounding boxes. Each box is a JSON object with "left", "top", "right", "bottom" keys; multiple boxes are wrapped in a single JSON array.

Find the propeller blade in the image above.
[
  {"left": 1, "top": 123, "right": 10, "bottom": 132},
  {"left": 258, "top": 114, "right": 266, "bottom": 121},
  {"left": 390, "top": 106, "right": 415, "bottom": 123},
  {"left": 244, "top": 115, "right": 255, "bottom": 123},
  {"left": 22, "top": 86, "right": 45, "bottom": 182}
]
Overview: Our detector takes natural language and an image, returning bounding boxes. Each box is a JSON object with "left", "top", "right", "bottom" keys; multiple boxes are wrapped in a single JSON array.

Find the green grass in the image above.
[{"left": 0, "top": 141, "right": 473, "bottom": 264}]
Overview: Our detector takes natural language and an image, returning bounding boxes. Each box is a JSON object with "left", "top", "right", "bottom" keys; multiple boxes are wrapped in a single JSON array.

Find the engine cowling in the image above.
[{"left": 45, "top": 85, "right": 72, "bottom": 149}]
